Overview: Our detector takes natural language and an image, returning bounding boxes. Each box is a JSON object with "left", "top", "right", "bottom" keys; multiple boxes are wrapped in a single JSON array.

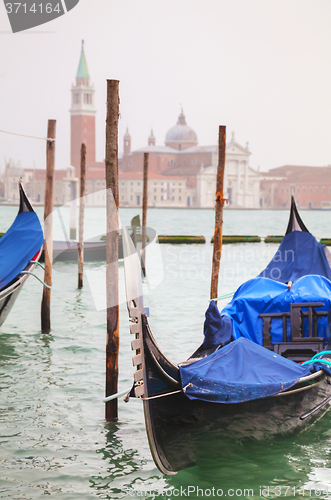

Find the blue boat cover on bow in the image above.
[
  {"left": 203, "top": 300, "right": 232, "bottom": 348},
  {"left": 258, "top": 231, "right": 331, "bottom": 283},
  {"left": 180, "top": 337, "right": 312, "bottom": 403},
  {"left": 221, "top": 275, "right": 331, "bottom": 345},
  {"left": 0, "top": 211, "right": 43, "bottom": 290}
]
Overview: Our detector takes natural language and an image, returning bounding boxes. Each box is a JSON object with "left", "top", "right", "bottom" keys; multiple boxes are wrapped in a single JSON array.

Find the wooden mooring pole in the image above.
[
  {"left": 210, "top": 125, "right": 226, "bottom": 302},
  {"left": 78, "top": 143, "right": 86, "bottom": 289},
  {"left": 41, "top": 119, "right": 56, "bottom": 332},
  {"left": 105, "top": 80, "right": 120, "bottom": 421},
  {"left": 141, "top": 152, "right": 149, "bottom": 276}
]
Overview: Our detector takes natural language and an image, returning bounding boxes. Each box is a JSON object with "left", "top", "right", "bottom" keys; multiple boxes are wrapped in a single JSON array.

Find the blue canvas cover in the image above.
[
  {"left": 203, "top": 300, "right": 232, "bottom": 348},
  {"left": 180, "top": 337, "right": 313, "bottom": 403},
  {"left": 221, "top": 275, "right": 331, "bottom": 345},
  {"left": 259, "top": 231, "right": 331, "bottom": 283},
  {"left": 181, "top": 215, "right": 331, "bottom": 405},
  {"left": 0, "top": 211, "right": 43, "bottom": 290}
]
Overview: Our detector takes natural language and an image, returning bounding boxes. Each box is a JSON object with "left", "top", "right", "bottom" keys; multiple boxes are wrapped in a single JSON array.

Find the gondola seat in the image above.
[{"left": 260, "top": 302, "right": 328, "bottom": 362}]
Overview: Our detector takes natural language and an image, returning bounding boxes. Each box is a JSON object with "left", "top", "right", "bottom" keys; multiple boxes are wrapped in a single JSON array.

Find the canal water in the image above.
[{"left": 0, "top": 205, "right": 331, "bottom": 499}]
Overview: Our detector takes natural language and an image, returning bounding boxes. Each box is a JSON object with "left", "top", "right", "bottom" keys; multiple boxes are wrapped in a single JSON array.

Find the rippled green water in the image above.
[{"left": 0, "top": 206, "right": 331, "bottom": 499}]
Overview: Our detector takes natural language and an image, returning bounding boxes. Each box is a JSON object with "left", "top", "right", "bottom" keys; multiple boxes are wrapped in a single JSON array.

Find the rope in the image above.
[
  {"left": 20, "top": 271, "right": 52, "bottom": 289},
  {"left": 103, "top": 388, "right": 131, "bottom": 403},
  {"left": 0, "top": 129, "right": 55, "bottom": 142},
  {"left": 104, "top": 388, "right": 183, "bottom": 403},
  {"left": 210, "top": 291, "right": 235, "bottom": 302},
  {"left": 312, "top": 351, "right": 331, "bottom": 360},
  {"left": 141, "top": 389, "right": 182, "bottom": 401},
  {"left": 30, "top": 260, "right": 45, "bottom": 271},
  {"left": 301, "top": 359, "right": 331, "bottom": 367}
]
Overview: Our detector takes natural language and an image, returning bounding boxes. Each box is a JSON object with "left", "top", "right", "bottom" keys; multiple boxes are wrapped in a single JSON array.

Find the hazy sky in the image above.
[{"left": 0, "top": 0, "right": 331, "bottom": 173}]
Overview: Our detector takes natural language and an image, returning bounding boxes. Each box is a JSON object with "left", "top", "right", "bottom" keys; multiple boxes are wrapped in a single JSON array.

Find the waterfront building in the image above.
[
  {"left": 260, "top": 165, "right": 331, "bottom": 209},
  {"left": 120, "top": 112, "right": 261, "bottom": 208},
  {"left": 119, "top": 171, "right": 186, "bottom": 207}
]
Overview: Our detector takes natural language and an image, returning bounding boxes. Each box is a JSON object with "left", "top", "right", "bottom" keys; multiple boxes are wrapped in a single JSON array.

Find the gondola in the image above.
[
  {"left": 0, "top": 180, "right": 43, "bottom": 326},
  {"left": 122, "top": 198, "right": 331, "bottom": 475},
  {"left": 38, "top": 215, "right": 148, "bottom": 263},
  {"left": 39, "top": 239, "right": 110, "bottom": 263}
]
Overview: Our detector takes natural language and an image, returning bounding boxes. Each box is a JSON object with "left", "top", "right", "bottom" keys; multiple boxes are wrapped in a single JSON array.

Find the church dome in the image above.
[{"left": 165, "top": 109, "right": 198, "bottom": 149}]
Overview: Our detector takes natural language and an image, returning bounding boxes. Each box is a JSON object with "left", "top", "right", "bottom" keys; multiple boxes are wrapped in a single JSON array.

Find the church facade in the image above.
[{"left": 120, "top": 111, "right": 261, "bottom": 208}]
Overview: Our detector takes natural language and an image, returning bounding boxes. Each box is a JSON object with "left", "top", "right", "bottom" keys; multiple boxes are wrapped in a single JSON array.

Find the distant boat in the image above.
[
  {"left": 320, "top": 201, "right": 331, "bottom": 210},
  {"left": 122, "top": 197, "right": 331, "bottom": 474},
  {"left": 40, "top": 215, "right": 145, "bottom": 263},
  {"left": 40, "top": 239, "right": 115, "bottom": 263},
  {"left": 0, "top": 181, "right": 43, "bottom": 326}
]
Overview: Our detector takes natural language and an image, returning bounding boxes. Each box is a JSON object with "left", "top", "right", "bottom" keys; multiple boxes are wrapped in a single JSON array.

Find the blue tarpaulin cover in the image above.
[
  {"left": 258, "top": 231, "right": 331, "bottom": 283},
  {"left": 221, "top": 275, "right": 331, "bottom": 345},
  {"left": 0, "top": 211, "right": 43, "bottom": 290},
  {"left": 180, "top": 337, "right": 313, "bottom": 403},
  {"left": 203, "top": 300, "right": 232, "bottom": 348},
  {"left": 180, "top": 227, "right": 331, "bottom": 404}
]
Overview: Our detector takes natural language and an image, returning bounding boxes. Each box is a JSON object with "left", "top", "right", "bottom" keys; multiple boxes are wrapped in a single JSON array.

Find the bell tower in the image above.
[
  {"left": 148, "top": 129, "right": 156, "bottom": 146},
  {"left": 70, "top": 41, "right": 97, "bottom": 168},
  {"left": 123, "top": 128, "right": 131, "bottom": 156}
]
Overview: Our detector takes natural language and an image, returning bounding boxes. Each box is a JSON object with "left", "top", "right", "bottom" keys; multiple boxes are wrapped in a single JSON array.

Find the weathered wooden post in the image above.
[
  {"left": 41, "top": 119, "right": 56, "bottom": 332},
  {"left": 69, "top": 191, "right": 77, "bottom": 240},
  {"left": 105, "top": 80, "right": 120, "bottom": 421},
  {"left": 141, "top": 152, "right": 149, "bottom": 276},
  {"left": 78, "top": 143, "right": 86, "bottom": 289},
  {"left": 210, "top": 125, "right": 226, "bottom": 302}
]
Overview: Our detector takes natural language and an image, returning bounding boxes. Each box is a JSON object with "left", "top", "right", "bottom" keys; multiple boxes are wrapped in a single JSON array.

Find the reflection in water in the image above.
[
  {"left": 0, "top": 332, "right": 19, "bottom": 364},
  {"left": 39, "top": 332, "right": 54, "bottom": 349},
  {"left": 164, "top": 412, "right": 331, "bottom": 500},
  {"left": 91, "top": 421, "right": 164, "bottom": 499},
  {"left": 86, "top": 413, "right": 331, "bottom": 500}
]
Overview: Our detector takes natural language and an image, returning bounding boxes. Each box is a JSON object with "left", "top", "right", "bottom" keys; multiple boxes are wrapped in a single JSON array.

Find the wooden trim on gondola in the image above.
[{"left": 272, "top": 372, "right": 325, "bottom": 397}]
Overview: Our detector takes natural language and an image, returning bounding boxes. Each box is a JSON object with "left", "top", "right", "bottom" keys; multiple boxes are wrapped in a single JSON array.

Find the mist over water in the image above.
[{"left": 0, "top": 206, "right": 331, "bottom": 499}]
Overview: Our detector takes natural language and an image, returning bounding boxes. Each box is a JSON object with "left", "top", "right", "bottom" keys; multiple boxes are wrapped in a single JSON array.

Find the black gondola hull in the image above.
[
  {"left": 0, "top": 282, "right": 22, "bottom": 326},
  {"left": 122, "top": 196, "right": 331, "bottom": 475},
  {"left": 141, "top": 317, "right": 331, "bottom": 474},
  {"left": 145, "top": 376, "right": 331, "bottom": 474}
]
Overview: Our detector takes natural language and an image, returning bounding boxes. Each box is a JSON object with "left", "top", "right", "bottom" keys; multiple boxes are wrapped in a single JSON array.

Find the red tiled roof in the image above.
[
  {"left": 86, "top": 169, "right": 105, "bottom": 179},
  {"left": 34, "top": 169, "right": 67, "bottom": 180},
  {"left": 267, "top": 165, "right": 331, "bottom": 183},
  {"left": 31, "top": 167, "right": 106, "bottom": 181},
  {"left": 162, "top": 164, "right": 201, "bottom": 176},
  {"left": 119, "top": 171, "right": 183, "bottom": 180}
]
